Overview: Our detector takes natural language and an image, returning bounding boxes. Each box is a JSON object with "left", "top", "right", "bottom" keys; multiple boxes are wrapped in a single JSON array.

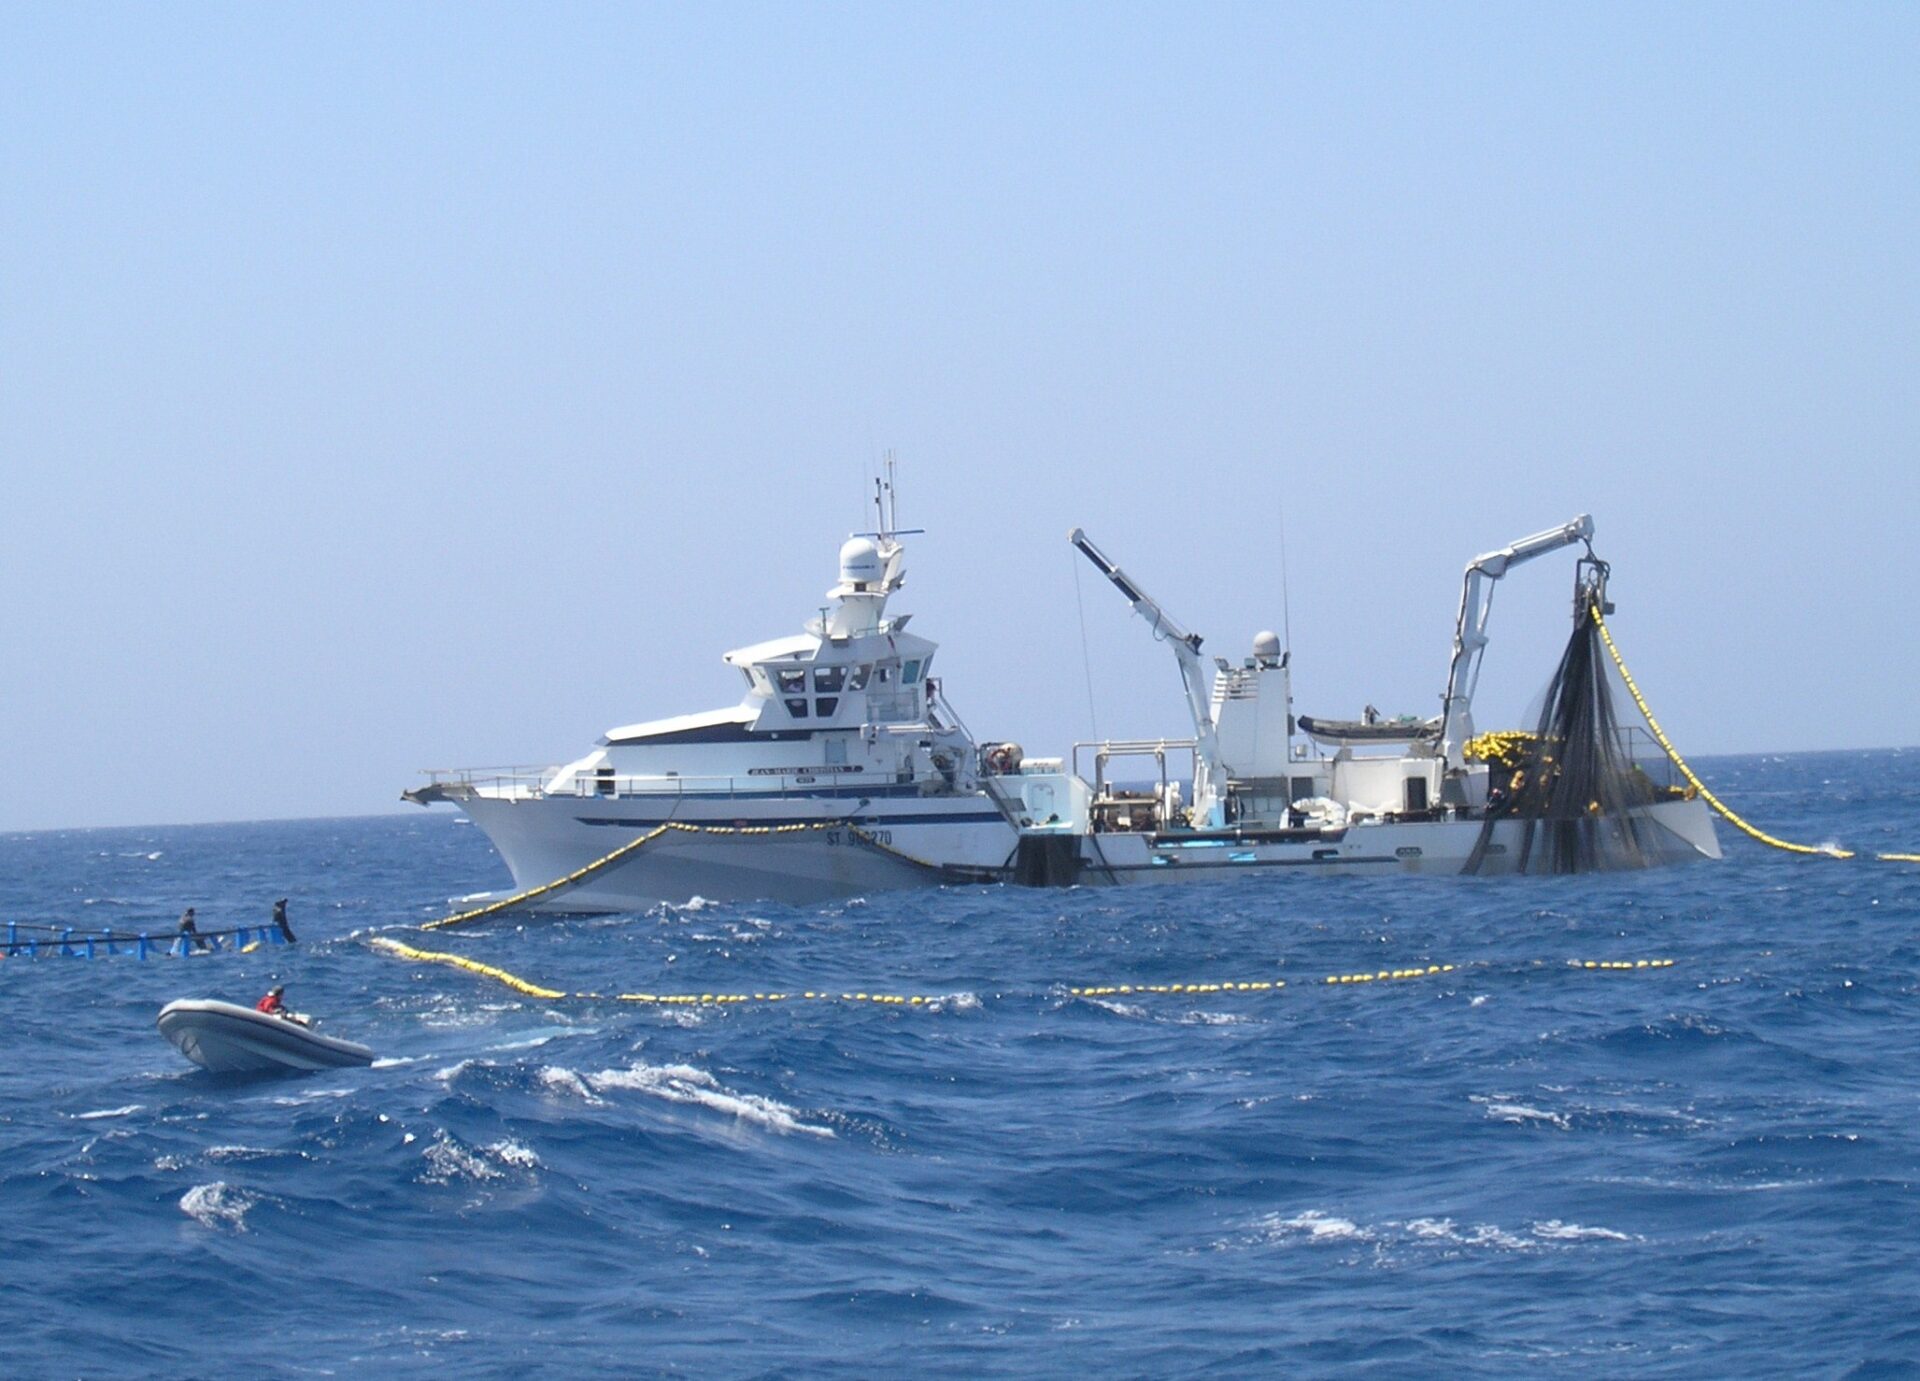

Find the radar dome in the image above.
[
  {"left": 839, "top": 537, "right": 883, "bottom": 588},
  {"left": 1252, "top": 630, "right": 1282, "bottom": 664}
]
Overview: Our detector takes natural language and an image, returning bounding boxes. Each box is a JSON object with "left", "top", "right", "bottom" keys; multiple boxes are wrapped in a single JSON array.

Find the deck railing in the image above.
[{"left": 416, "top": 764, "right": 948, "bottom": 802}]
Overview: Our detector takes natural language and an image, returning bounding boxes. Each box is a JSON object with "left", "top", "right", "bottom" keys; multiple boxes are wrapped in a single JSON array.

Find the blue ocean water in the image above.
[{"left": 2, "top": 749, "right": 1917, "bottom": 1376}]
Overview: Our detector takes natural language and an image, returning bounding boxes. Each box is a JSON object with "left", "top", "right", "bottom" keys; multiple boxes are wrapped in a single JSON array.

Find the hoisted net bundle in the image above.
[{"left": 1465, "top": 565, "right": 1675, "bottom": 874}]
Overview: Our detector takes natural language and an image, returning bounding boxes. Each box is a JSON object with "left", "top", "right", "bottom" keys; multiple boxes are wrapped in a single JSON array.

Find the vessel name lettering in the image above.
[{"left": 825, "top": 829, "right": 891, "bottom": 846}]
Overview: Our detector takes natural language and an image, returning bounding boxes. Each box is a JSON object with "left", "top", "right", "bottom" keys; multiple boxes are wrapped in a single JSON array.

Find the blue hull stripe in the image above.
[
  {"left": 576, "top": 811, "right": 1009, "bottom": 829},
  {"left": 575, "top": 781, "right": 954, "bottom": 801}
]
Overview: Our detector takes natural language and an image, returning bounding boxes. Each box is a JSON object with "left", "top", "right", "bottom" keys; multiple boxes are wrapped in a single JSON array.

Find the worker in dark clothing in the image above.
[
  {"left": 271, "top": 898, "right": 297, "bottom": 944},
  {"left": 178, "top": 907, "right": 210, "bottom": 952}
]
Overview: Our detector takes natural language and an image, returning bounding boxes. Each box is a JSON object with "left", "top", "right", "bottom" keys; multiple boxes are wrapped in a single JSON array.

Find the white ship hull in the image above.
[
  {"left": 1044, "top": 795, "right": 1719, "bottom": 885},
  {"left": 452, "top": 789, "right": 1018, "bottom": 912}
]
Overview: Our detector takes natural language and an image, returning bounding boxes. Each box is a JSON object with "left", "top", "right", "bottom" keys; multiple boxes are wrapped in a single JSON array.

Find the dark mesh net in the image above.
[{"left": 1464, "top": 563, "right": 1667, "bottom": 874}]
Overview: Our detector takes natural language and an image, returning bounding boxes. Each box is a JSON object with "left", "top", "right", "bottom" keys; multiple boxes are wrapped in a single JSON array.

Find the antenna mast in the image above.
[{"left": 875, "top": 449, "right": 899, "bottom": 535}]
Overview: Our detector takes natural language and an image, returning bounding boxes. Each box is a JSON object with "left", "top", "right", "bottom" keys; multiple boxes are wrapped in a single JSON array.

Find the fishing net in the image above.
[{"left": 1463, "top": 561, "right": 1669, "bottom": 874}]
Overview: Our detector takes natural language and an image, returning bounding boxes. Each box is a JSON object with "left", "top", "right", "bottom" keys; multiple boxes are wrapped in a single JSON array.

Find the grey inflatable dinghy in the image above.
[{"left": 157, "top": 999, "right": 375, "bottom": 1073}]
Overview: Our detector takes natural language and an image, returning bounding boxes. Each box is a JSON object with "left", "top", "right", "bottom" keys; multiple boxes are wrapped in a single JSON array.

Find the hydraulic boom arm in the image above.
[
  {"left": 1069, "top": 527, "right": 1225, "bottom": 825},
  {"left": 1438, "top": 514, "right": 1595, "bottom": 768}
]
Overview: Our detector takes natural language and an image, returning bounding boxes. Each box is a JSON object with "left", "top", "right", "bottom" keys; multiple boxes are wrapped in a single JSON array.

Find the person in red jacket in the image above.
[{"left": 256, "top": 985, "right": 287, "bottom": 1016}]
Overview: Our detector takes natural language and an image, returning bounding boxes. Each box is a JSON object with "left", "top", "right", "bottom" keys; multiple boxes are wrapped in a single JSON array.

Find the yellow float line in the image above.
[
  {"left": 424, "top": 825, "right": 675, "bottom": 930},
  {"left": 1321, "top": 964, "right": 1457, "bottom": 985},
  {"left": 373, "top": 939, "right": 1678, "bottom": 1008},
  {"left": 1069, "top": 980, "right": 1287, "bottom": 996},
  {"left": 1592, "top": 606, "right": 1917, "bottom": 864},
  {"left": 375, "top": 937, "right": 944, "bottom": 1005},
  {"left": 372, "top": 937, "right": 571, "bottom": 999}
]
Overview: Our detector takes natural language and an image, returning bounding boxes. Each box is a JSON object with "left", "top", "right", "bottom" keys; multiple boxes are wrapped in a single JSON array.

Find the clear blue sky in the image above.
[{"left": 3, "top": 3, "right": 1914, "bottom": 831}]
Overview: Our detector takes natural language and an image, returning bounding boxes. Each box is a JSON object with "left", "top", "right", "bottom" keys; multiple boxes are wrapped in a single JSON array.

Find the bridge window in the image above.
[
  {"left": 813, "top": 666, "right": 845, "bottom": 693},
  {"left": 903, "top": 659, "right": 922, "bottom": 685},
  {"left": 816, "top": 696, "right": 839, "bottom": 717},
  {"left": 847, "top": 664, "right": 872, "bottom": 691},
  {"left": 784, "top": 698, "right": 809, "bottom": 719},
  {"left": 776, "top": 669, "right": 806, "bottom": 694}
]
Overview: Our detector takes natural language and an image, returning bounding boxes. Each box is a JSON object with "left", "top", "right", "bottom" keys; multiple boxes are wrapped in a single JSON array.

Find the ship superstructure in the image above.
[{"left": 409, "top": 465, "right": 1017, "bottom": 909}]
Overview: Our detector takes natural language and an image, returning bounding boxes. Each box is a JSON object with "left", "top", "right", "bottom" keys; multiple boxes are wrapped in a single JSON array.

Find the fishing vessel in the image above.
[
  {"left": 997, "top": 517, "right": 1721, "bottom": 885},
  {"left": 406, "top": 464, "right": 1018, "bottom": 910}
]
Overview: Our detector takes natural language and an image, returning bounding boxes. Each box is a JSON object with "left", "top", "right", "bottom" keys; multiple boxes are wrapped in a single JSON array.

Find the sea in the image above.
[{"left": 1, "top": 748, "right": 1916, "bottom": 1377}]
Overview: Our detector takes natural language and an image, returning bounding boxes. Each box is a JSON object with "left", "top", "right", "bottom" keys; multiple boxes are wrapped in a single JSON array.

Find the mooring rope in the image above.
[{"left": 1592, "top": 604, "right": 1915, "bottom": 864}]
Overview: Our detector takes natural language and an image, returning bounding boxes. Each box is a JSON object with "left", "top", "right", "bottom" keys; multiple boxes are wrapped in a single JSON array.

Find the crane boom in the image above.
[
  {"left": 1437, "top": 514, "right": 1595, "bottom": 768},
  {"left": 1069, "top": 527, "right": 1225, "bottom": 826}
]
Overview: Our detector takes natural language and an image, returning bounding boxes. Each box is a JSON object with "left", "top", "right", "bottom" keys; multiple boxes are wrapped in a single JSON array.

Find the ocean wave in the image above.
[
  {"left": 206, "top": 1145, "right": 279, "bottom": 1162},
  {"left": 653, "top": 895, "right": 719, "bottom": 915},
  {"left": 180, "top": 1181, "right": 258, "bottom": 1232},
  {"left": 1182, "top": 1009, "right": 1256, "bottom": 1026},
  {"left": 925, "top": 991, "right": 981, "bottom": 1014},
  {"left": 1404, "top": 1217, "right": 1534, "bottom": 1251},
  {"left": 419, "top": 1132, "right": 541, "bottom": 1184},
  {"left": 1234, "top": 1210, "right": 1635, "bottom": 1255},
  {"left": 587, "top": 1061, "right": 833, "bottom": 1138},
  {"left": 1254, "top": 1210, "right": 1369, "bottom": 1243},
  {"left": 1472, "top": 1094, "right": 1572, "bottom": 1130},
  {"left": 537, "top": 1066, "right": 604, "bottom": 1104},
  {"left": 72, "top": 1105, "right": 142, "bottom": 1120},
  {"left": 1531, "top": 1219, "right": 1635, "bottom": 1242},
  {"left": 487, "top": 1138, "right": 541, "bottom": 1169}
]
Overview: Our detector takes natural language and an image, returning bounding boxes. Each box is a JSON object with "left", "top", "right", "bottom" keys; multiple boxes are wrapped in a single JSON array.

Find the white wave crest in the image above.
[
  {"left": 1256, "top": 1210, "right": 1371, "bottom": 1243},
  {"left": 588, "top": 1062, "right": 833, "bottom": 1138},
  {"left": 486, "top": 1138, "right": 541, "bottom": 1169},
  {"left": 205, "top": 1145, "right": 276, "bottom": 1162},
  {"left": 926, "top": 991, "right": 981, "bottom": 1014},
  {"left": 1234, "top": 1208, "right": 1633, "bottom": 1256},
  {"left": 423, "top": 1134, "right": 503, "bottom": 1184},
  {"left": 420, "top": 1132, "right": 539, "bottom": 1183},
  {"left": 180, "top": 1181, "right": 257, "bottom": 1232},
  {"left": 1082, "top": 997, "right": 1147, "bottom": 1020},
  {"left": 654, "top": 895, "right": 718, "bottom": 915},
  {"left": 1532, "top": 1219, "right": 1634, "bottom": 1242},
  {"left": 74, "top": 1105, "right": 142, "bottom": 1120},
  {"left": 1404, "top": 1217, "right": 1533, "bottom": 1250},
  {"left": 1472, "top": 1095, "right": 1572, "bottom": 1130},
  {"left": 538, "top": 1066, "right": 604, "bottom": 1104}
]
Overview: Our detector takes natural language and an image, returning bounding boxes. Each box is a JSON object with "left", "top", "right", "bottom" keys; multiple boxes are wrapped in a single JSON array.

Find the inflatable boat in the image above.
[
  {"left": 157, "top": 999, "right": 375, "bottom": 1074},
  {"left": 1296, "top": 714, "right": 1441, "bottom": 747}
]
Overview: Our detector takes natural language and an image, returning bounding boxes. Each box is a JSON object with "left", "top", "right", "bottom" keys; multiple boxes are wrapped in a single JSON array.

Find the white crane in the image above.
[
  {"left": 1069, "top": 528, "right": 1227, "bottom": 827},
  {"left": 1437, "top": 514, "right": 1595, "bottom": 770}
]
